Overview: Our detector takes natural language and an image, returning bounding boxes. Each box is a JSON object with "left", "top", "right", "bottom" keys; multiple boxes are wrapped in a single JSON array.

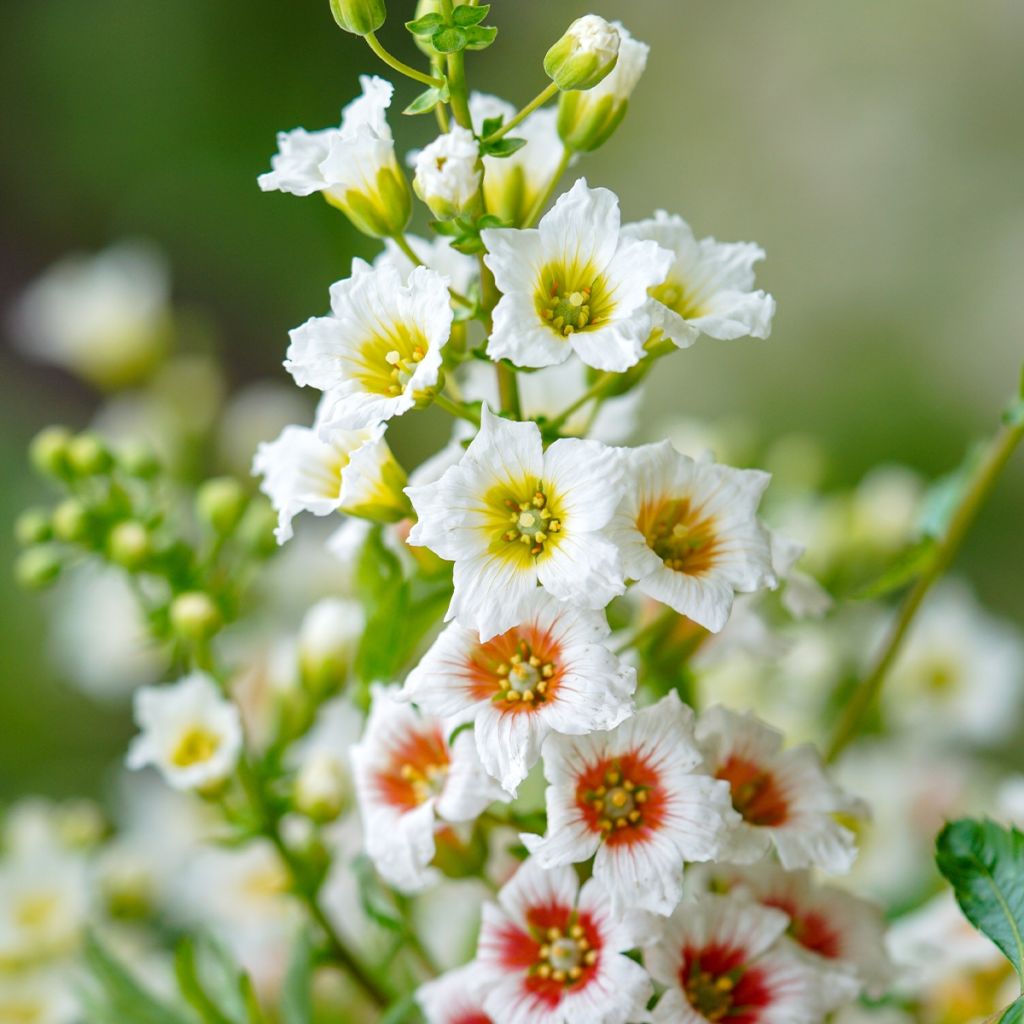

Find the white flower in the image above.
[
  {"left": 259, "top": 75, "right": 410, "bottom": 238},
  {"left": 253, "top": 403, "right": 409, "bottom": 543},
  {"left": 769, "top": 530, "right": 833, "bottom": 620},
  {"left": 127, "top": 671, "right": 243, "bottom": 792},
  {"left": 416, "top": 963, "right": 492, "bottom": 1024},
  {"left": 470, "top": 93, "right": 566, "bottom": 228},
  {"left": 413, "top": 125, "right": 481, "bottom": 220},
  {"left": 284, "top": 259, "right": 452, "bottom": 431},
  {"left": 481, "top": 178, "right": 672, "bottom": 372},
  {"left": 403, "top": 590, "right": 635, "bottom": 795},
  {"left": 0, "top": 969, "right": 78, "bottom": 1024},
  {"left": 523, "top": 693, "right": 736, "bottom": 916},
  {"left": 882, "top": 581, "right": 1024, "bottom": 743},
  {"left": 406, "top": 406, "right": 625, "bottom": 640},
  {"left": 461, "top": 359, "right": 641, "bottom": 444},
  {"left": 557, "top": 23, "right": 649, "bottom": 153},
  {"left": 697, "top": 706, "right": 867, "bottom": 874},
  {"left": 623, "top": 211, "right": 775, "bottom": 349},
  {"left": 474, "top": 859, "right": 653, "bottom": 1024},
  {"left": 11, "top": 241, "right": 170, "bottom": 389},
  {"left": 705, "top": 863, "right": 892, "bottom": 1000},
  {"left": 351, "top": 685, "right": 504, "bottom": 892},
  {"left": 609, "top": 441, "right": 776, "bottom": 632},
  {"left": 645, "top": 892, "right": 831, "bottom": 1024}
]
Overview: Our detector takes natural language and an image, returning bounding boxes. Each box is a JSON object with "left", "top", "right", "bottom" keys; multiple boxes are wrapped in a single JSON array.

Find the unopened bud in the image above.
[
  {"left": 108, "top": 520, "right": 151, "bottom": 570},
  {"left": 329, "top": 0, "right": 386, "bottom": 36},
  {"left": 295, "top": 752, "right": 348, "bottom": 822},
  {"left": 117, "top": 440, "right": 160, "bottom": 479},
  {"left": 299, "top": 597, "right": 364, "bottom": 696},
  {"left": 170, "top": 591, "right": 222, "bottom": 641},
  {"left": 16, "top": 546, "right": 62, "bottom": 590},
  {"left": 67, "top": 433, "right": 112, "bottom": 476},
  {"left": 29, "top": 426, "right": 73, "bottom": 479},
  {"left": 413, "top": 126, "right": 482, "bottom": 221},
  {"left": 237, "top": 498, "right": 279, "bottom": 558},
  {"left": 197, "top": 477, "right": 248, "bottom": 535},
  {"left": 15, "top": 508, "right": 52, "bottom": 546},
  {"left": 52, "top": 499, "right": 92, "bottom": 544},
  {"left": 544, "top": 15, "right": 620, "bottom": 92}
]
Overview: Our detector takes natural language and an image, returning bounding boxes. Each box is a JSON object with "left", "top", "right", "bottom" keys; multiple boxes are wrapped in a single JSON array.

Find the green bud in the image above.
[
  {"left": 66, "top": 433, "right": 112, "bottom": 476},
  {"left": 108, "top": 520, "right": 151, "bottom": 570},
  {"left": 170, "top": 591, "right": 222, "bottom": 641},
  {"left": 329, "top": 0, "right": 386, "bottom": 35},
  {"left": 117, "top": 440, "right": 161, "bottom": 479},
  {"left": 237, "top": 498, "right": 279, "bottom": 558},
  {"left": 196, "top": 477, "right": 248, "bottom": 535},
  {"left": 544, "top": 15, "right": 620, "bottom": 92},
  {"left": 29, "top": 425, "right": 73, "bottom": 478},
  {"left": 52, "top": 499, "right": 92, "bottom": 544},
  {"left": 16, "top": 546, "right": 62, "bottom": 590},
  {"left": 15, "top": 508, "right": 52, "bottom": 546},
  {"left": 295, "top": 752, "right": 348, "bottom": 823}
]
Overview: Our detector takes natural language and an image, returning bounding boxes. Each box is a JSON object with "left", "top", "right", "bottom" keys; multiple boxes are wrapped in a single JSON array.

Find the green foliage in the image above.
[
  {"left": 1002, "top": 999, "right": 1024, "bottom": 1024},
  {"left": 936, "top": 818, "right": 1024, "bottom": 985},
  {"left": 848, "top": 537, "right": 937, "bottom": 600},
  {"left": 433, "top": 212, "right": 507, "bottom": 254},
  {"left": 280, "top": 931, "right": 314, "bottom": 1024},
  {"left": 405, "top": 3, "right": 495, "bottom": 55},
  {"left": 479, "top": 135, "right": 526, "bottom": 159}
]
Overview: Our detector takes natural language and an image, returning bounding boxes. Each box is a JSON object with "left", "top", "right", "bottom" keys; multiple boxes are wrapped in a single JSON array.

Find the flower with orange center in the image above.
[
  {"left": 524, "top": 693, "right": 736, "bottom": 916},
  {"left": 403, "top": 591, "right": 635, "bottom": 795},
  {"left": 645, "top": 892, "right": 831, "bottom": 1024},
  {"left": 609, "top": 441, "right": 776, "bottom": 633},
  {"left": 406, "top": 406, "right": 626, "bottom": 640},
  {"left": 351, "top": 685, "right": 505, "bottom": 892},
  {"left": 473, "top": 860, "right": 652, "bottom": 1024},
  {"left": 696, "top": 706, "right": 867, "bottom": 874}
]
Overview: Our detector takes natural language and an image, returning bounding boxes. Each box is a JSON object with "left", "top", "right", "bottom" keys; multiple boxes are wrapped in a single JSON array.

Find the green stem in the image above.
[
  {"left": 826, "top": 410, "right": 1024, "bottom": 763},
  {"left": 391, "top": 233, "right": 474, "bottom": 308},
  {"left": 434, "top": 392, "right": 480, "bottom": 426},
  {"left": 365, "top": 32, "right": 445, "bottom": 88},
  {"left": 523, "top": 146, "right": 572, "bottom": 228},
  {"left": 547, "top": 371, "right": 615, "bottom": 433},
  {"left": 483, "top": 82, "right": 559, "bottom": 142}
]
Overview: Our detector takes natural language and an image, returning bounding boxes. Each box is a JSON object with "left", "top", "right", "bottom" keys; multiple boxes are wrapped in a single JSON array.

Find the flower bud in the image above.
[
  {"left": 29, "top": 425, "right": 73, "bottom": 479},
  {"left": 196, "top": 477, "right": 248, "bottom": 535},
  {"left": 52, "top": 499, "right": 92, "bottom": 544},
  {"left": 118, "top": 439, "right": 160, "bottom": 479},
  {"left": 66, "top": 433, "right": 112, "bottom": 476},
  {"left": 329, "top": 0, "right": 386, "bottom": 36},
  {"left": 413, "top": 127, "right": 482, "bottom": 221},
  {"left": 170, "top": 591, "right": 222, "bottom": 641},
  {"left": 15, "top": 546, "right": 62, "bottom": 590},
  {"left": 108, "top": 520, "right": 151, "bottom": 570},
  {"left": 557, "top": 22, "right": 649, "bottom": 153},
  {"left": 295, "top": 751, "right": 348, "bottom": 822},
  {"left": 237, "top": 498, "right": 279, "bottom": 558},
  {"left": 325, "top": 162, "right": 413, "bottom": 240},
  {"left": 544, "top": 15, "right": 620, "bottom": 92},
  {"left": 15, "top": 508, "right": 52, "bottom": 546},
  {"left": 299, "top": 597, "right": 364, "bottom": 697}
]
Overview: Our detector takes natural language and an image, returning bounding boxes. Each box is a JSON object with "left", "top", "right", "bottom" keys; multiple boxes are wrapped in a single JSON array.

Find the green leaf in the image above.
[
  {"left": 380, "top": 994, "right": 421, "bottom": 1024},
  {"left": 918, "top": 441, "right": 986, "bottom": 538},
  {"left": 405, "top": 13, "right": 444, "bottom": 36},
  {"left": 352, "top": 854, "right": 404, "bottom": 931},
  {"left": 404, "top": 86, "right": 444, "bottom": 116},
  {"left": 481, "top": 136, "right": 526, "bottom": 159},
  {"left": 174, "top": 940, "right": 238, "bottom": 1024},
  {"left": 279, "top": 930, "right": 313, "bottom": 1024},
  {"left": 431, "top": 26, "right": 467, "bottom": 53},
  {"left": 1001, "top": 998, "right": 1024, "bottom": 1024},
  {"left": 462, "top": 24, "right": 498, "bottom": 50},
  {"left": 480, "top": 115, "right": 504, "bottom": 138},
  {"left": 848, "top": 537, "right": 937, "bottom": 600},
  {"left": 936, "top": 818, "right": 1024, "bottom": 981},
  {"left": 452, "top": 3, "right": 490, "bottom": 27}
]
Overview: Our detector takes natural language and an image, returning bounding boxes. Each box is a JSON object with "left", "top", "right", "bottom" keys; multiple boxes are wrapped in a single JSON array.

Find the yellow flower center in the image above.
[
  {"left": 685, "top": 967, "right": 737, "bottom": 1021},
  {"left": 534, "top": 922, "right": 598, "bottom": 985},
  {"left": 356, "top": 324, "right": 429, "bottom": 397},
  {"left": 497, "top": 487, "right": 563, "bottom": 558},
  {"left": 14, "top": 892, "right": 58, "bottom": 931},
  {"left": 639, "top": 497, "right": 719, "bottom": 576},
  {"left": 586, "top": 766, "right": 649, "bottom": 834},
  {"left": 169, "top": 726, "right": 221, "bottom": 768},
  {"left": 651, "top": 277, "right": 708, "bottom": 320},
  {"left": 399, "top": 761, "right": 449, "bottom": 804},
  {"left": 535, "top": 263, "right": 612, "bottom": 337},
  {"left": 493, "top": 639, "right": 557, "bottom": 707}
]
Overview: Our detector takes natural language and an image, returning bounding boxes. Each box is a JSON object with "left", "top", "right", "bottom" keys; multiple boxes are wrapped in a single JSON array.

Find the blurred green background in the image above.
[{"left": 1, "top": 0, "right": 1022, "bottom": 800}]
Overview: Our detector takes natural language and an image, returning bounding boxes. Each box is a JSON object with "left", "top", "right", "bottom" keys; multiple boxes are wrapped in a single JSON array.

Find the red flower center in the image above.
[
  {"left": 715, "top": 756, "right": 789, "bottom": 826},
  {"left": 463, "top": 625, "right": 562, "bottom": 712},
  {"left": 373, "top": 724, "right": 450, "bottom": 810},
  {"left": 575, "top": 754, "right": 665, "bottom": 846},
  {"left": 681, "top": 945, "right": 772, "bottom": 1023}
]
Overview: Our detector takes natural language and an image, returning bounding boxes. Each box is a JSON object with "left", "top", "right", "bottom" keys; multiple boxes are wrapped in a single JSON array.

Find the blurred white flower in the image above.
[
  {"left": 416, "top": 962, "right": 491, "bottom": 1024},
  {"left": 127, "top": 671, "right": 243, "bottom": 792},
  {"left": 406, "top": 406, "right": 625, "bottom": 640},
  {"left": 0, "top": 968, "right": 78, "bottom": 1024},
  {"left": 481, "top": 178, "right": 672, "bottom": 372},
  {"left": 12, "top": 241, "right": 170, "bottom": 389},
  {"left": 216, "top": 380, "right": 313, "bottom": 478}
]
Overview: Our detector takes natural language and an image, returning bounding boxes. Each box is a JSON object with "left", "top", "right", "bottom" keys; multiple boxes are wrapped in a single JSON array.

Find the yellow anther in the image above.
[
  {"left": 568, "top": 966, "right": 582, "bottom": 980},
  {"left": 522, "top": 690, "right": 535, "bottom": 702},
  {"left": 552, "top": 970, "right": 566, "bottom": 983},
  {"left": 635, "top": 790, "right": 648, "bottom": 804},
  {"left": 715, "top": 976, "right": 734, "bottom": 992},
  {"left": 546, "top": 927, "right": 561, "bottom": 942},
  {"left": 583, "top": 950, "right": 598, "bottom": 965},
  {"left": 615, "top": 818, "right": 628, "bottom": 829},
  {"left": 506, "top": 691, "right": 521, "bottom": 702},
  {"left": 385, "top": 350, "right": 401, "bottom": 365},
  {"left": 628, "top": 810, "right": 642, "bottom": 824},
  {"left": 598, "top": 818, "right": 612, "bottom": 832},
  {"left": 606, "top": 770, "right": 621, "bottom": 786},
  {"left": 569, "top": 924, "right": 585, "bottom": 939},
  {"left": 536, "top": 963, "right": 552, "bottom": 978},
  {"left": 542, "top": 664, "right": 554, "bottom": 678}
]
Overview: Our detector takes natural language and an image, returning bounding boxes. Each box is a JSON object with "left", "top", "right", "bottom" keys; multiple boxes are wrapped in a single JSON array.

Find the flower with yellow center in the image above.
[
  {"left": 609, "top": 440, "right": 776, "bottom": 633},
  {"left": 284, "top": 259, "right": 453, "bottom": 432},
  {"left": 127, "top": 672, "right": 242, "bottom": 792},
  {"left": 406, "top": 406, "right": 626, "bottom": 641},
  {"left": 253, "top": 402, "right": 410, "bottom": 544},
  {"left": 481, "top": 178, "right": 673, "bottom": 372},
  {"left": 402, "top": 590, "right": 635, "bottom": 795},
  {"left": 623, "top": 211, "right": 775, "bottom": 351}
]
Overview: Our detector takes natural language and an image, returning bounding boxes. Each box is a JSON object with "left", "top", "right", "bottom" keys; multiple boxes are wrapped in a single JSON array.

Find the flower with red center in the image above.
[
  {"left": 645, "top": 892, "right": 830, "bottom": 1024},
  {"left": 696, "top": 707, "right": 867, "bottom": 874},
  {"left": 702, "top": 863, "right": 892, "bottom": 1002},
  {"left": 352, "top": 685, "right": 505, "bottom": 892},
  {"left": 474, "top": 859, "right": 652, "bottom": 1024},
  {"left": 401, "top": 591, "right": 636, "bottom": 795},
  {"left": 522, "top": 693, "right": 736, "bottom": 915},
  {"left": 417, "top": 963, "right": 494, "bottom": 1024},
  {"left": 608, "top": 442, "right": 776, "bottom": 633}
]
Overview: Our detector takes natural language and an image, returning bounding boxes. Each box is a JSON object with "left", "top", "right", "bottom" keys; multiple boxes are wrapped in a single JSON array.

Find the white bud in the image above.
[
  {"left": 413, "top": 126, "right": 482, "bottom": 221},
  {"left": 295, "top": 751, "right": 348, "bottom": 822},
  {"left": 544, "top": 15, "right": 620, "bottom": 91},
  {"left": 299, "top": 597, "right": 364, "bottom": 695}
]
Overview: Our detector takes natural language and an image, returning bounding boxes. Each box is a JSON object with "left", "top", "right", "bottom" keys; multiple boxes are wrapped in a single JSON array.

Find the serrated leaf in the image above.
[
  {"left": 431, "top": 26, "right": 467, "bottom": 53},
  {"left": 452, "top": 3, "right": 490, "bottom": 27},
  {"left": 404, "top": 86, "right": 444, "bottom": 116},
  {"left": 481, "top": 136, "right": 526, "bottom": 159},
  {"left": 936, "top": 818, "right": 1024, "bottom": 982},
  {"left": 1001, "top": 998, "right": 1024, "bottom": 1024},
  {"left": 280, "top": 930, "right": 313, "bottom": 1024},
  {"left": 480, "top": 115, "right": 504, "bottom": 138},
  {"left": 848, "top": 537, "right": 937, "bottom": 600},
  {"left": 463, "top": 24, "right": 498, "bottom": 50},
  {"left": 405, "top": 12, "right": 444, "bottom": 35}
]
